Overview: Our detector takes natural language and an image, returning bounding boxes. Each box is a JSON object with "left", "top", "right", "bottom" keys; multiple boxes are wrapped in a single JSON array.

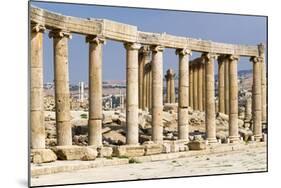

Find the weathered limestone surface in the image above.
[
  {"left": 217, "top": 55, "right": 225, "bottom": 114},
  {"left": 151, "top": 46, "right": 164, "bottom": 143},
  {"left": 139, "top": 46, "right": 150, "bottom": 109},
  {"left": 52, "top": 146, "right": 98, "bottom": 160},
  {"left": 224, "top": 58, "right": 230, "bottom": 115},
  {"left": 228, "top": 55, "right": 240, "bottom": 143},
  {"left": 31, "top": 6, "right": 259, "bottom": 56},
  {"left": 177, "top": 48, "right": 191, "bottom": 140},
  {"left": 203, "top": 53, "right": 217, "bottom": 143},
  {"left": 193, "top": 63, "right": 198, "bottom": 110},
  {"left": 49, "top": 30, "right": 72, "bottom": 146},
  {"left": 31, "top": 149, "right": 57, "bottom": 164},
  {"left": 112, "top": 145, "right": 145, "bottom": 157},
  {"left": 189, "top": 63, "right": 194, "bottom": 108},
  {"left": 198, "top": 60, "right": 203, "bottom": 111},
  {"left": 31, "top": 23, "right": 46, "bottom": 149},
  {"left": 251, "top": 56, "right": 262, "bottom": 141},
  {"left": 87, "top": 35, "right": 105, "bottom": 146},
  {"left": 125, "top": 43, "right": 141, "bottom": 145},
  {"left": 258, "top": 44, "right": 267, "bottom": 123}
]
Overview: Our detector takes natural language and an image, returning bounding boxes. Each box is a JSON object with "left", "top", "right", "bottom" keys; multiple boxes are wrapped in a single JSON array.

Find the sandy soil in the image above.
[{"left": 31, "top": 146, "right": 267, "bottom": 187}]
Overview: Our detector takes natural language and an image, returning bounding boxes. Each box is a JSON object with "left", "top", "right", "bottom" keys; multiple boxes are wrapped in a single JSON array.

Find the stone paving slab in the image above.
[{"left": 31, "top": 142, "right": 266, "bottom": 177}]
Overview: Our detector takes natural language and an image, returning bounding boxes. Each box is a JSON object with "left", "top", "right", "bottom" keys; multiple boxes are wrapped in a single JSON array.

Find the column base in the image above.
[
  {"left": 207, "top": 138, "right": 218, "bottom": 144},
  {"left": 228, "top": 136, "right": 241, "bottom": 143},
  {"left": 254, "top": 135, "right": 263, "bottom": 142}
]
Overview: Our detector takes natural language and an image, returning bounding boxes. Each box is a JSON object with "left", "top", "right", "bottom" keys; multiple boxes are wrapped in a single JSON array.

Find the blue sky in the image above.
[{"left": 30, "top": 1, "right": 267, "bottom": 84}]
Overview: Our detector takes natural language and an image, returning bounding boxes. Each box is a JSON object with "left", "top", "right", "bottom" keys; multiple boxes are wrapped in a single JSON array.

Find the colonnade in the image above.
[
  {"left": 30, "top": 7, "right": 267, "bottom": 152},
  {"left": 165, "top": 69, "right": 176, "bottom": 103}
]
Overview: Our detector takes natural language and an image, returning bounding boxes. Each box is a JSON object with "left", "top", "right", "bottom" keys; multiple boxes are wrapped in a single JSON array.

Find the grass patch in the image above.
[
  {"left": 80, "top": 113, "right": 88, "bottom": 119},
  {"left": 129, "top": 158, "right": 141, "bottom": 164}
]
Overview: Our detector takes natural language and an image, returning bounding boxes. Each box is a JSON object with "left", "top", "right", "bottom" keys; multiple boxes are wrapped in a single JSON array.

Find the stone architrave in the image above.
[
  {"left": 251, "top": 56, "right": 263, "bottom": 141},
  {"left": 86, "top": 35, "right": 105, "bottom": 146},
  {"left": 202, "top": 53, "right": 217, "bottom": 143},
  {"left": 151, "top": 45, "right": 164, "bottom": 143},
  {"left": 31, "top": 23, "right": 46, "bottom": 149},
  {"left": 124, "top": 43, "right": 141, "bottom": 145},
  {"left": 217, "top": 55, "right": 225, "bottom": 114},
  {"left": 49, "top": 29, "right": 72, "bottom": 146},
  {"left": 228, "top": 55, "right": 240, "bottom": 143},
  {"left": 176, "top": 48, "right": 192, "bottom": 140}
]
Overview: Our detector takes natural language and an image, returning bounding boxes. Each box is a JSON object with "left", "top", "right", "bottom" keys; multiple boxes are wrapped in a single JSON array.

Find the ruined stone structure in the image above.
[
  {"left": 165, "top": 69, "right": 176, "bottom": 103},
  {"left": 30, "top": 6, "right": 267, "bottom": 160}
]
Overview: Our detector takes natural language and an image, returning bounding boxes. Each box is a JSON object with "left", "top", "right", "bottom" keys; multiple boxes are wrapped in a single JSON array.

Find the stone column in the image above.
[
  {"left": 165, "top": 72, "right": 170, "bottom": 103},
  {"left": 228, "top": 55, "right": 240, "bottom": 143},
  {"left": 86, "top": 35, "right": 105, "bottom": 146},
  {"left": 170, "top": 70, "right": 176, "bottom": 103},
  {"left": 49, "top": 30, "right": 72, "bottom": 146},
  {"left": 176, "top": 48, "right": 191, "bottom": 140},
  {"left": 258, "top": 44, "right": 267, "bottom": 123},
  {"left": 149, "top": 68, "right": 152, "bottom": 109},
  {"left": 224, "top": 58, "right": 230, "bottom": 115},
  {"left": 151, "top": 46, "right": 164, "bottom": 143},
  {"left": 217, "top": 55, "right": 225, "bottom": 113},
  {"left": 124, "top": 43, "right": 141, "bottom": 145},
  {"left": 189, "top": 63, "right": 194, "bottom": 109},
  {"left": 198, "top": 60, "right": 203, "bottom": 111},
  {"left": 31, "top": 23, "right": 46, "bottom": 149},
  {"left": 202, "top": 62, "right": 206, "bottom": 111},
  {"left": 245, "top": 96, "right": 252, "bottom": 121},
  {"left": 202, "top": 53, "right": 217, "bottom": 143},
  {"left": 139, "top": 46, "right": 150, "bottom": 110},
  {"left": 143, "top": 64, "right": 148, "bottom": 109},
  {"left": 193, "top": 62, "right": 198, "bottom": 110},
  {"left": 251, "top": 56, "right": 262, "bottom": 141}
]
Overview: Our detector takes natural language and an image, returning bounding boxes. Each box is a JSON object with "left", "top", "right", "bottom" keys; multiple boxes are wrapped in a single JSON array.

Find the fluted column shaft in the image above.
[
  {"left": 125, "top": 43, "right": 141, "bottom": 145},
  {"left": 203, "top": 53, "right": 217, "bottom": 143},
  {"left": 87, "top": 35, "right": 105, "bottom": 146},
  {"left": 177, "top": 48, "right": 191, "bottom": 140},
  {"left": 49, "top": 30, "right": 72, "bottom": 146},
  {"left": 228, "top": 55, "right": 240, "bottom": 142},
  {"left": 218, "top": 55, "right": 225, "bottom": 113},
  {"left": 251, "top": 56, "right": 262, "bottom": 141},
  {"left": 151, "top": 46, "right": 164, "bottom": 143},
  {"left": 31, "top": 23, "right": 46, "bottom": 149}
]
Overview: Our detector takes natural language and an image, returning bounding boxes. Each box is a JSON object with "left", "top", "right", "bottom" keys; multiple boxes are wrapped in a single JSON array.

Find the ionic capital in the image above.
[
  {"left": 201, "top": 52, "right": 218, "bottom": 62},
  {"left": 217, "top": 54, "right": 227, "bottom": 64},
  {"left": 86, "top": 35, "right": 106, "bottom": 45},
  {"left": 31, "top": 23, "right": 46, "bottom": 33},
  {"left": 150, "top": 45, "right": 164, "bottom": 52},
  {"left": 228, "top": 54, "right": 240, "bottom": 61},
  {"left": 250, "top": 56, "right": 263, "bottom": 63},
  {"left": 175, "top": 48, "right": 192, "bottom": 56},
  {"left": 48, "top": 30, "right": 72, "bottom": 39},
  {"left": 139, "top": 45, "right": 150, "bottom": 55},
  {"left": 124, "top": 42, "right": 141, "bottom": 51}
]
